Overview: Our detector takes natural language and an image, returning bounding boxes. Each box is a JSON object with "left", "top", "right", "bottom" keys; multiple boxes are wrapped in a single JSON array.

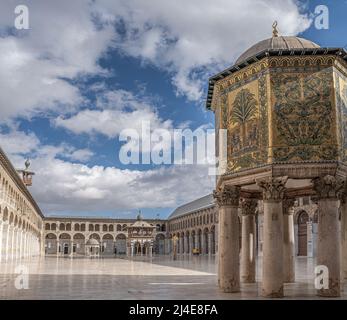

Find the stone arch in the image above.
[
  {"left": 89, "top": 233, "right": 100, "bottom": 240},
  {"left": 45, "top": 233, "right": 57, "bottom": 254},
  {"left": 3, "top": 207, "right": 8, "bottom": 221},
  {"left": 59, "top": 233, "right": 71, "bottom": 240},
  {"left": 73, "top": 233, "right": 85, "bottom": 240},
  {"left": 115, "top": 233, "right": 126, "bottom": 254},
  {"left": 154, "top": 233, "right": 165, "bottom": 254},
  {"left": 58, "top": 233, "right": 71, "bottom": 255},
  {"left": 101, "top": 234, "right": 114, "bottom": 255},
  {"left": 73, "top": 233, "right": 85, "bottom": 255}
]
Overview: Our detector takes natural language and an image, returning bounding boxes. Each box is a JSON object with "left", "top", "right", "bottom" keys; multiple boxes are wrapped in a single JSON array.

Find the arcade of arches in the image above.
[{"left": 0, "top": 145, "right": 334, "bottom": 263}]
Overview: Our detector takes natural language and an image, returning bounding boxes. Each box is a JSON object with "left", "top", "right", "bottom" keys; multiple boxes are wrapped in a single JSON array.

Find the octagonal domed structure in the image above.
[{"left": 206, "top": 33, "right": 347, "bottom": 177}]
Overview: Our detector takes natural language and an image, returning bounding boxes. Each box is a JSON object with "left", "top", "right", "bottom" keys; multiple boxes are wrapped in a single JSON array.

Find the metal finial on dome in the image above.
[
  {"left": 137, "top": 210, "right": 143, "bottom": 220},
  {"left": 25, "top": 158, "right": 30, "bottom": 170},
  {"left": 272, "top": 21, "right": 279, "bottom": 37}
]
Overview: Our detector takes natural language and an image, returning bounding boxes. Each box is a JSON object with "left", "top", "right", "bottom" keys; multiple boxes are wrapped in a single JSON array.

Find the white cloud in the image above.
[
  {"left": 28, "top": 157, "right": 214, "bottom": 214},
  {"left": 0, "top": 0, "right": 312, "bottom": 121},
  {"left": 0, "top": 130, "right": 40, "bottom": 155},
  {"left": 54, "top": 89, "right": 173, "bottom": 138},
  {"left": 1, "top": 129, "right": 214, "bottom": 215},
  {"left": 0, "top": 0, "right": 114, "bottom": 120},
  {"left": 0, "top": 128, "right": 94, "bottom": 164},
  {"left": 68, "top": 149, "right": 94, "bottom": 162},
  {"left": 95, "top": 0, "right": 312, "bottom": 100}
]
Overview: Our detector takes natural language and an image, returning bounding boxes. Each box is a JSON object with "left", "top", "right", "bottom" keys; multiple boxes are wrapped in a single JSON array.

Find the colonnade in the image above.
[
  {"left": 0, "top": 210, "right": 41, "bottom": 262},
  {"left": 171, "top": 227, "right": 217, "bottom": 256},
  {"left": 214, "top": 175, "right": 347, "bottom": 298}
]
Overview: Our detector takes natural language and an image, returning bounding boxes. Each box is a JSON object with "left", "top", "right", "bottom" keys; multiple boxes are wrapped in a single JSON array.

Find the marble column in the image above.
[
  {"left": 201, "top": 233, "right": 206, "bottom": 255},
  {"left": 283, "top": 198, "right": 295, "bottom": 283},
  {"left": 179, "top": 237, "right": 184, "bottom": 255},
  {"left": 184, "top": 235, "right": 188, "bottom": 254},
  {"left": 195, "top": 234, "right": 199, "bottom": 252},
  {"left": 5, "top": 224, "right": 10, "bottom": 261},
  {"left": 213, "top": 185, "right": 241, "bottom": 293},
  {"left": 240, "top": 198, "right": 257, "bottom": 283},
  {"left": 340, "top": 197, "right": 347, "bottom": 279},
  {"left": 257, "top": 176, "right": 288, "bottom": 298},
  {"left": 0, "top": 222, "right": 3, "bottom": 263},
  {"left": 189, "top": 235, "right": 193, "bottom": 255},
  {"left": 208, "top": 232, "right": 212, "bottom": 256},
  {"left": 313, "top": 175, "right": 344, "bottom": 297}
]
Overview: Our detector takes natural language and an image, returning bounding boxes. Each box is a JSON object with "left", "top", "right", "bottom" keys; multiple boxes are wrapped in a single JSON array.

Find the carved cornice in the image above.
[
  {"left": 312, "top": 175, "right": 345, "bottom": 200},
  {"left": 213, "top": 185, "right": 240, "bottom": 207},
  {"left": 241, "top": 199, "right": 258, "bottom": 216},
  {"left": 256, "top": 176, "right": 288, "bottom": 201}
]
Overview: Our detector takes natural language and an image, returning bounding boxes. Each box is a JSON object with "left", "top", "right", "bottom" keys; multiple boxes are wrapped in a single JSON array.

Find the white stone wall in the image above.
[{"left": 43, "top": 219, "right": 167, "bottom": 256}]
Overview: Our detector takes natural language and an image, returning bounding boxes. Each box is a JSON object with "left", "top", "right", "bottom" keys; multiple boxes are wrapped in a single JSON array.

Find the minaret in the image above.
[{"left": 17, "top": 158, "right": 35, "bottom": 187}]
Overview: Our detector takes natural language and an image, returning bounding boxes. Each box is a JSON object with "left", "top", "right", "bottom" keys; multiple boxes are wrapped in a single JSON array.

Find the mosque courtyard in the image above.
[{"left": 0, "top": 255, "right": 345, "bottom": 300}]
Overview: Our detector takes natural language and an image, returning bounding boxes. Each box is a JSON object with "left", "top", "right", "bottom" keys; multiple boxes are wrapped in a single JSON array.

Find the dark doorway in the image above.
[{"left": 298, "top": 211, "right": 309, "bottom": 256}]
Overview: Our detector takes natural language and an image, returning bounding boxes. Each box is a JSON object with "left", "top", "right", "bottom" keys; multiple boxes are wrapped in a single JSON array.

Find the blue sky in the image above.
[{"left": 0, "top": 0, "right": 346, "bottom": 219}]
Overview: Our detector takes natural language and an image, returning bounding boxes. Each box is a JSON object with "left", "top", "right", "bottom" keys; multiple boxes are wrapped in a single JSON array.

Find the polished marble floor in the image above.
[{"left": 0, "top": 255, "right": 346, "bottom": 299}]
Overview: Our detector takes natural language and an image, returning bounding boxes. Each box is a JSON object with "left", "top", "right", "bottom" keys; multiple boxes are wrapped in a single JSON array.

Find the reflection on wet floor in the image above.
[{"left": 0, "top": 256, "right": 345, "bottom": 299}]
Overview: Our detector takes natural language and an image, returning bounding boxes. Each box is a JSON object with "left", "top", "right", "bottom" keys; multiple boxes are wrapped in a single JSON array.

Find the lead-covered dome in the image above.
[{"left": 236, "top": 36, "right": 320, "bottom": 64}]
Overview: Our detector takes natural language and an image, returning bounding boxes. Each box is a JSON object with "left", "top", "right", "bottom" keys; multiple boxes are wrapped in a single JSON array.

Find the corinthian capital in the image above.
[
  {"left": 312, "top": 175, "right": 345, "bottom": 200},
  {"left": 283, "top": 198, "right": 295, "bottom": 215},
  {"left": 256, "top": 176, "right": 288, "bottom": 201},
  {"left": 241, "top": 199, "right": 258, "bottom": 216},
  {"left": 213, "top": 185, "right": 240, "bottom": 207}
]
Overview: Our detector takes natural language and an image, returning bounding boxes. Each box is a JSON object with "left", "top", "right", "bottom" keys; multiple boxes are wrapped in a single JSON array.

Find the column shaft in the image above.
[
  {"left": 341, "top": 200, "right": 347, "bottom": 279},
  {"left": 219, "top": 205, "right": 240, "bottom": 292},
  {"left": 214, "top": 185, "right": 241, "bottom": 293},
  {"left": 257, "top": 176, "right": 288, "bottom": 298},
  {"left": 313, "top": 175, "right": 344, "bottom": 297},
  {"left": 283, "top": 199, "right": 295, "bottom": 283},
  {"left": 317, "top": 199, "right": 341, "bottom": 296},
  {"left": 240, "top": 199, "right": 257, "bottom": 283}
]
